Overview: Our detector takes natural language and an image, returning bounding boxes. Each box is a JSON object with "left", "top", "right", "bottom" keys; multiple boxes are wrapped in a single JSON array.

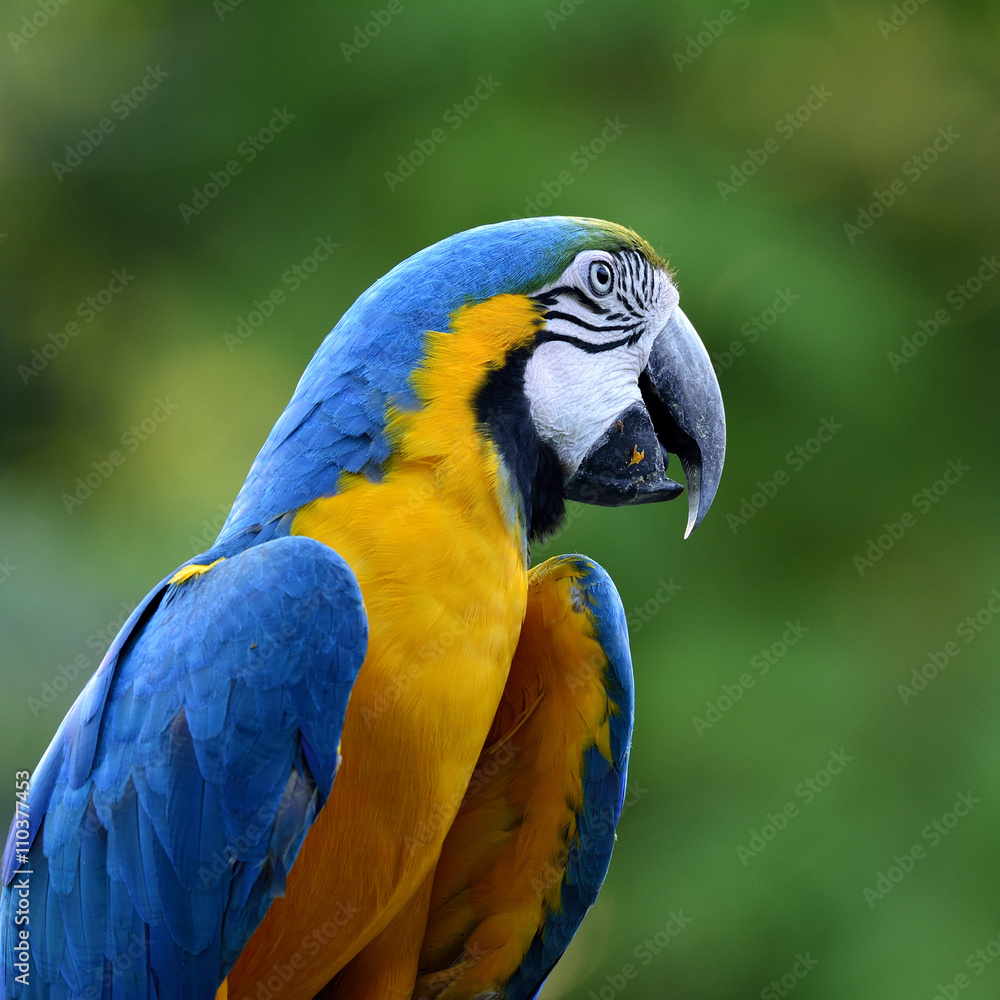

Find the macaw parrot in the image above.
[{"left": 1, "top": 217, "right": 725, "bottom": 999}]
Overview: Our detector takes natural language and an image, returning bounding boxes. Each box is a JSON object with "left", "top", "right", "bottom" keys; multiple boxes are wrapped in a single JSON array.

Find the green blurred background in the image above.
[{"left": 1, "top": 1, "right": 998, "bottom": 997}]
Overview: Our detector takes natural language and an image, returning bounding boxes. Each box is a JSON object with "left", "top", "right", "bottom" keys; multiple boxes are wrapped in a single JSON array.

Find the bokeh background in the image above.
[{"left": 2, "top": 2, "right": 998, "bottom": 997}]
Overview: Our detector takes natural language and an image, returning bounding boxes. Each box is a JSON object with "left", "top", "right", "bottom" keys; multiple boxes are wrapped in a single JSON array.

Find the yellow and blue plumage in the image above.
[{"left": 1, "top": 217, "right": 725, "bottom": 999}]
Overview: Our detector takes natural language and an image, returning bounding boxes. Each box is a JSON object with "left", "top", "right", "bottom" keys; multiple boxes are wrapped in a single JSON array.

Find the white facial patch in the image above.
[
  {"left": 525, "top": 249, "right": 679, "bottom": 476},
  {"left": 526, "top": 342, "right": 646, "bottom": 475}
]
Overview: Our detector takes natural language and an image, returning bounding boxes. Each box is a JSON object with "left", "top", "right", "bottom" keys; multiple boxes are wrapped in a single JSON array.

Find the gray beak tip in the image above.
[
  {"left": 683, "top": 511, "right": 697, "bottom": 541},
  {"left": 642, "top": 306, "right": 726, "bottom": 538}
]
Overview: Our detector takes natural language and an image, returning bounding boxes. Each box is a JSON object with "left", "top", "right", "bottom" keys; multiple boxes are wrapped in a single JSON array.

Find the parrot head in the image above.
[
  {"left": 224, "top": 216, "right": 725, "bottom": 547},
  {"left": 515, "top": 221, "right": 725, "bottom": 539},
  {"left": 423, "top": 216, "right": 725, "bottom": 541}
]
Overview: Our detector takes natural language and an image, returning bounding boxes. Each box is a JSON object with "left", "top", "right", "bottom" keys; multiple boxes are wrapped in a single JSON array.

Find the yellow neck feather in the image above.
[{"left": 229, "top": 293, "right": 545, "bottom": 999}]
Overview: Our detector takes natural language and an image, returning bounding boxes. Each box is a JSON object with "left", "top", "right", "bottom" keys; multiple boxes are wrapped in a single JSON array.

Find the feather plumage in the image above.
[{"left": 1, "top": 218, "right": 690, "bottom": 999}]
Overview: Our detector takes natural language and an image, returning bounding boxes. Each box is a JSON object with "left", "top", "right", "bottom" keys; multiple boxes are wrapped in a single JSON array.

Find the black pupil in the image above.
[{"left": 594, "top": 264, "right": 610, "bottom": 287}]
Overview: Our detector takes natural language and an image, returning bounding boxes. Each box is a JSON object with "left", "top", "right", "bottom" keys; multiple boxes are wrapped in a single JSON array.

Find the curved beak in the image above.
[
  {"left": 564, "top": 306, "right": 726, "bottom": 538},
  {"left": 640, "top": 306, "right": 726, "bottom": 537}
]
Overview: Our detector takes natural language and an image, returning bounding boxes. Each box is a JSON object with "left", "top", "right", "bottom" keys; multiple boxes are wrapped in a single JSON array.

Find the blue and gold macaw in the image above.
[{"left": 1, "top": 217, "right": 724, "bottom": 999}]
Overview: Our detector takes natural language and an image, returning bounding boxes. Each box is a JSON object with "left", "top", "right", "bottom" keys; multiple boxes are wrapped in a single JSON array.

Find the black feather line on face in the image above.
[
  {"left": 533, "top": 328, "right": 645, "bottom": 353},
  {"left": 535, "top": 285, "right": 610, "bottom": 315},
  {"left": 540, "top": 310, "right": 636, "bottom": 334}
]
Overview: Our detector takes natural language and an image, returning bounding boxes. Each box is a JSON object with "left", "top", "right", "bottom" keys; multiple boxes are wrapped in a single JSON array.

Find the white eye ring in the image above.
[{"left": 588, "top": 260, "right": 614, "bottom": 296}]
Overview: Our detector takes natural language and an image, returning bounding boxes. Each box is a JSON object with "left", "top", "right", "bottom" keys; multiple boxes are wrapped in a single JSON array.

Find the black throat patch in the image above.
[{"left": 473, "top": 346, "right": 566, "bottom": 544}]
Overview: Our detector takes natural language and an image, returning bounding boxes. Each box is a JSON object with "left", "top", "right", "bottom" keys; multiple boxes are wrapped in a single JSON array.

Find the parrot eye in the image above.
[{"left": 587, "top": 260, "right": 614, "bottom": 296}]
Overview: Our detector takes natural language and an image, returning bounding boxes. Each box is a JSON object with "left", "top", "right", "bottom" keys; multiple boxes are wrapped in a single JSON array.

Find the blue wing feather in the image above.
[
  {"left": 417, "top": 554, "right": 634, "bottom": 1000},
  {"left": 504, "top": 556, "right": 634, "bottom": 1000},
  {"left": 1, "top": 535, "right": 367, "bottom": 999}
]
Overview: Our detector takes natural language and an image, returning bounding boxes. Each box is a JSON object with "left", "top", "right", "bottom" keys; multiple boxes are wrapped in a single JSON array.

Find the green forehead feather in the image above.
[
  {"left": 571, "top": 217, "right": 667, "bottom": 270},
  {"left": 522, "top": 217, "right": 667, "bottom": 291}
]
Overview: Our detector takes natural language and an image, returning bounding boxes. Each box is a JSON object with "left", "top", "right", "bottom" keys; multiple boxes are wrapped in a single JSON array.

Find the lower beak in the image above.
[{"left": 565, "top": 306, "right": 726, "bottom": 538}]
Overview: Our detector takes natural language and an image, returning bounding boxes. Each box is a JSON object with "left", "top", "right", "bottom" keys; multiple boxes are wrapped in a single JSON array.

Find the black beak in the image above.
[{"left": 565, "top": 307, "right": 726, "bottom": 538}]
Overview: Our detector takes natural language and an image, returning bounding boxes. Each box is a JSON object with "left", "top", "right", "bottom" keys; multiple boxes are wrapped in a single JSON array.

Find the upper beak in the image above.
[
  {"left": 564, "top": 306, "right": 726, "bottom": 538},
  {"left": 640, "top": 306, "right": 726, "bottom": 537}
]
